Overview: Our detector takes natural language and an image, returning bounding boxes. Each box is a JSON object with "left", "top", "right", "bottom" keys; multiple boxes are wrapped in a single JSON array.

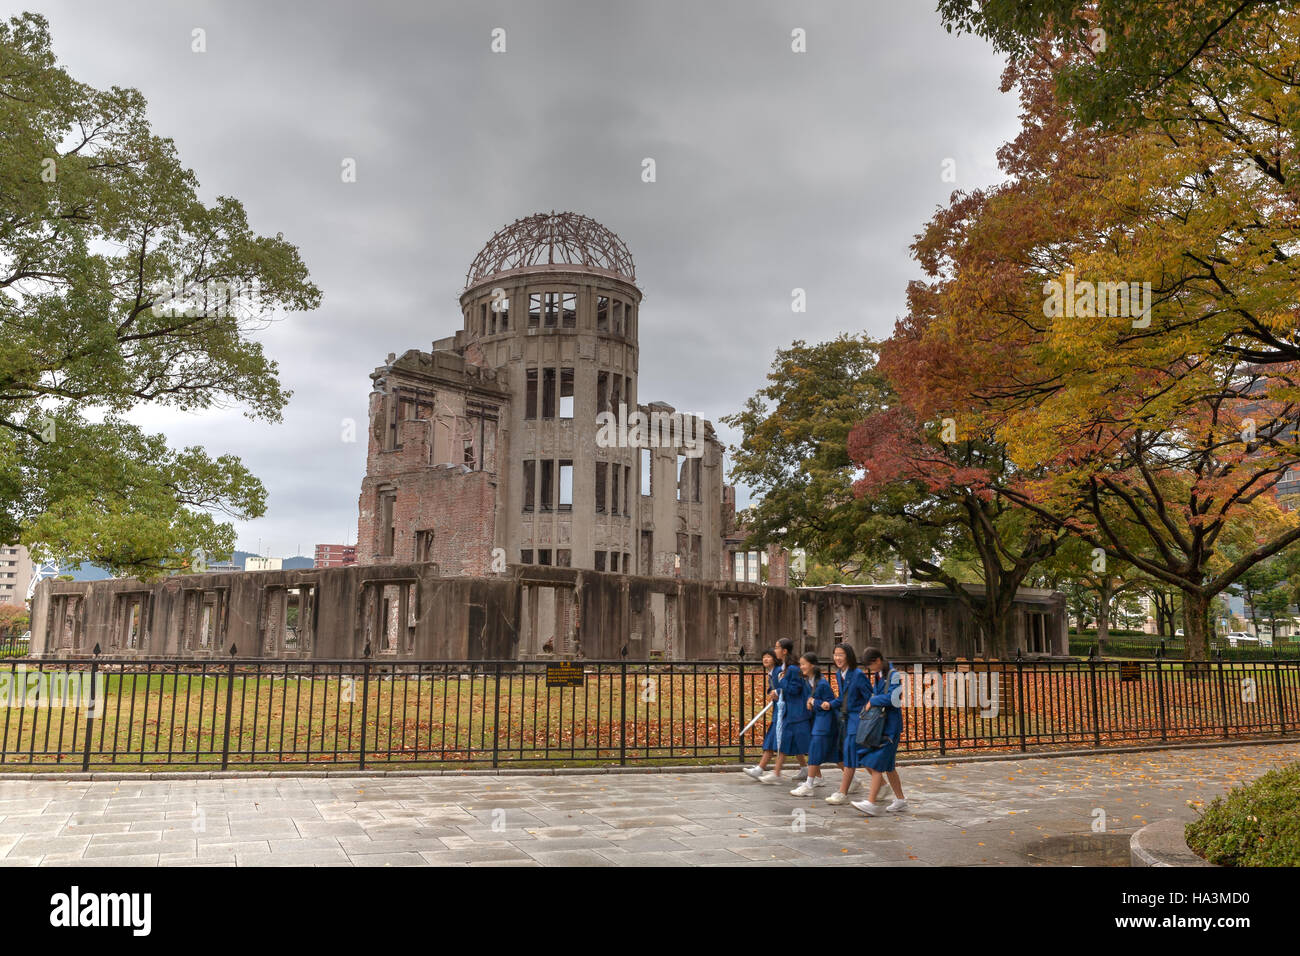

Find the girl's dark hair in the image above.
[
  {"left": 862, "top": 647, "right": 887, "bottom": 672},
  {"left": 833, "top": 642, "right": 858, "bottom": 670},
  {"left": 775, "top": 638, "right": 795, "bottom": 662},
  {"left": 760, "top": 650, "right": 777, "bottom": 666},
  {"left": 800, "top": 652, "right": 820, "bottom": 681}
]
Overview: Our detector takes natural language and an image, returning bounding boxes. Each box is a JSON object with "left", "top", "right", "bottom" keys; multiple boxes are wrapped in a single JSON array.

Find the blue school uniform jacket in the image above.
[
  {"left": 777, "top": 665, "right": 811, "bottom": 723},
  {"left": 867, "top": 668, "right": 904, "bottom": 739},
  {"left": 809, "top": 677, "right": 835, "bottom": 736},
  {"left": 768, "top": 665, "right": 785, "bottom": 700},
  {"left": 832, "top": 667, "right": 871, "bottom": 729}
]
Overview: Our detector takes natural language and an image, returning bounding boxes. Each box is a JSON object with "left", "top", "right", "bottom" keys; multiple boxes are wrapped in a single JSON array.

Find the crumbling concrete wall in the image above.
[{"left": 31, "top": 566, "right": 1069, "bottom": 662}]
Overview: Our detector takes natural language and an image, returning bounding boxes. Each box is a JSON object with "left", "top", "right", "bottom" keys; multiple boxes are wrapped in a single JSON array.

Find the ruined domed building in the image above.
[
  {"left": 356, "top": 212, "right": 730, "bottom": 582},
  {"left": 30, "top": 214, "right": 1068, "bottom": 662}
]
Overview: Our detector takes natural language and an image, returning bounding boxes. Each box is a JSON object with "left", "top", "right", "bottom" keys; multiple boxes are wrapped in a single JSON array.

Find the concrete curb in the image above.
[
  {"left": 893, "top": 734, "right": 1300, "bottom": 767},
  {"left": 1, "top": 735, "right": 1295, "bottom": 784},
  {"left": 1131, "top": 818, "right": 1213, "bottom": 867}
]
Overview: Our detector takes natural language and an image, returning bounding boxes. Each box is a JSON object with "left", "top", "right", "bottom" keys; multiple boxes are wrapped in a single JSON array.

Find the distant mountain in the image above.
[{"left": 282, "top": 556, "right": 314, "bottom": 570}]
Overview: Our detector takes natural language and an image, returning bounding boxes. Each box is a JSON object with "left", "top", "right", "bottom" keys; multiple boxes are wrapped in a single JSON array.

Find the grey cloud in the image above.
[{"left": 31, "top": 0, "right": 1018, "bottom": 555}]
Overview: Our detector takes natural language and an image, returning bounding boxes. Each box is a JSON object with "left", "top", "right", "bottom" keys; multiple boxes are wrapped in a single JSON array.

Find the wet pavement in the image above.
[{"left": 0, "top": 742, "right": 1294, "bottom": 866}]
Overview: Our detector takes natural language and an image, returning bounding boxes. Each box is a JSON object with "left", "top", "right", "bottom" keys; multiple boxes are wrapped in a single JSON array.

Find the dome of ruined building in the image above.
[{"left": 465, "top": 211, "right": 636, "bottom": 287}]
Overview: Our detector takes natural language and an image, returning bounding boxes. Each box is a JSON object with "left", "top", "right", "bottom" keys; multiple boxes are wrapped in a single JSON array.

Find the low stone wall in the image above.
[{"left": 30, "top": 564, "right": 1068, "bottom": 662}]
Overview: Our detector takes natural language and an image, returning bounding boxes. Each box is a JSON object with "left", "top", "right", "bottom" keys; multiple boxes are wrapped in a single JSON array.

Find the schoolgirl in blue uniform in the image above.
[
  {"left": 825, "top": 642, "right": 870, "bottom": 806},
  {"left": 791, "top": 654, "right": 834, "bottom": 796},
  {"left": 852, "top": 647, "right": 908, "bottom": 816},
  {"left": 742, "top": 651, "right": 781, "bottom": 780},
  {"left": 757, "top": 638, "right": 808, "bottom": 784}
]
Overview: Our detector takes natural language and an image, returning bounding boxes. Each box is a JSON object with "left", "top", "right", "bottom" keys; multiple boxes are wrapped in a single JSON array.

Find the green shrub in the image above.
[{"left": 1185, "top": 762, "right": 1300, "bottom": 866}]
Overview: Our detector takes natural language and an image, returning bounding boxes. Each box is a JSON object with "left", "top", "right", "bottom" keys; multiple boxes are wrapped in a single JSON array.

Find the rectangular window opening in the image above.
[
  {"left": 539, "top": 459, "right": 554, "bottom": 511},
  {"left": 379, "top": 491, "right": 396, "bottom": 556},
  {"left": 558, "top": 460, "right": 573, "bottom": 511},
  {"left": 559, "top": 368, "right": 574, "bottom": 419},
  {"left": 542, "top": 367, "right": 557, "bottom": 419}
]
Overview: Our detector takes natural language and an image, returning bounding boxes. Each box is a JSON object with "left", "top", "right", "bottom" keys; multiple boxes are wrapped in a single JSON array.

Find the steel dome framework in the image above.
[{"left": 465, "top": 211, "right": 636, "bottom": 288}]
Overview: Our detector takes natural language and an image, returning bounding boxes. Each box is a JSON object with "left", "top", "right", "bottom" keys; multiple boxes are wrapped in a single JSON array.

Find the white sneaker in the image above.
[
  {"left": 793, "top": 768, "right": 808, "bottom": 782},
  {"left": 741, "top": 765, "right": 765, "bottom": 780},
  {"left": 790, "top": 781, "right": 815, "bottom": 797},
  {"left": 886, "top": 798, "right": 908, "bottom": 812},
  {"left": 812, "top": 775, "right": 827, "bottom": 788},
  {"left": 847, "top": 780, "right": 862, "bottom": 794},
  {"left": 852, "top": 799, "right": 884, "bottom": 817},
  {"left": 824, "top": 791, "right": 849, "bottom": 806},
  {"left": 758, "top": 771, "right": 781, "bottom": 784}
]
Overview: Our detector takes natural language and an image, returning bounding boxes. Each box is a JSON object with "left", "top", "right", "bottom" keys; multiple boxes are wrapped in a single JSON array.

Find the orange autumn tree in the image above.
[
  {"left": 846, "top": 400, "right": 1066, "bottom": 658},
  {"left": 890, "top": 29, "right": 1300, "bottom": 660}
]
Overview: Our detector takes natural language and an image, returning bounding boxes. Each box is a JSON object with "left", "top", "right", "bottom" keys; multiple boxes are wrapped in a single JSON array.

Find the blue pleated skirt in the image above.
[
  {"left": 860, "top": 735, "right": 899, "bottom": 772},
  {"left": 841, "top": 716, "right": 866, "bottom": 768},
  {"left": 808, "top": 733, "right": 835, "bottom": 766},
  {"left": 779, "top": 720, "right": 811, "bottom": 756}
]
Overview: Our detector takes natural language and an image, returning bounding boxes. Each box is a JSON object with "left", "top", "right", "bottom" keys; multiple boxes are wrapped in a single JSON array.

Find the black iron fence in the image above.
[
  {"left": 1, "top": 654, "right": 1298, "bottom": 771},
  {"left": 1068, "top": 632, "right": 1297, "bottom": 661}
]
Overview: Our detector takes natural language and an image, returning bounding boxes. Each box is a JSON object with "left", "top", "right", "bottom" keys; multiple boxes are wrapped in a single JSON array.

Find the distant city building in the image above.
[
  {"left": 244, "top": 556, "right": 282, "bottom": 572},
  {"left": 0, "top": 544, "right": 33, "bottom": 605},
  {"left": 314, "top": 544, "right": 357, "bottom": 568}
]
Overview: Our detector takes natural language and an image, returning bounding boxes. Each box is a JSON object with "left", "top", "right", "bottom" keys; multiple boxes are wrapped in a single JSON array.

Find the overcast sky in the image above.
[{"left": 29, "top": 0, "right": 1020, "bottom": 559}]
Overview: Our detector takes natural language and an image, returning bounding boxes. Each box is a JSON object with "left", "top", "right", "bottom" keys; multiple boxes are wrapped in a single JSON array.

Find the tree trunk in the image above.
[
  {"left": 1183, "top": 592, "right": 1210, "bottom": 661},
  {"left": 1095, "top": 579, "right": 1113, "bottom": 652},
  {"left": 1153, "top": 590, "right": 1173, "bottom": 640},
  {"left": 980, "top": 609, "right": 1016, "bottom": 658}
]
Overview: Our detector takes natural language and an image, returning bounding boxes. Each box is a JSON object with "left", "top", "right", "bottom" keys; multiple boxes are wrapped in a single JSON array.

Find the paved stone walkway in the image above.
[{"left": 0, "top": 742, "right": 1295, "bottom": 866}]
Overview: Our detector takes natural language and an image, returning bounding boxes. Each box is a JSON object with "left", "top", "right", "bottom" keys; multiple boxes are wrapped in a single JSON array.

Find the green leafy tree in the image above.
[
  {"left": 936, "top": 0, "right": 1290, "bottom": 129},
  {"left": 0, "top": 14, "right": 320, "bottom": 576},
  {"left": 796, "top": 557, "right": 897, "bottom": 588},
  {"left": 1228, "top": 547, "right": 1299, "bottom": 641},
  {"left": 1044, "top": 537, "right": 1145, "bottom": 647},
  {"left": 722, "top": 334, "right": 891, "bottom": 562}
]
